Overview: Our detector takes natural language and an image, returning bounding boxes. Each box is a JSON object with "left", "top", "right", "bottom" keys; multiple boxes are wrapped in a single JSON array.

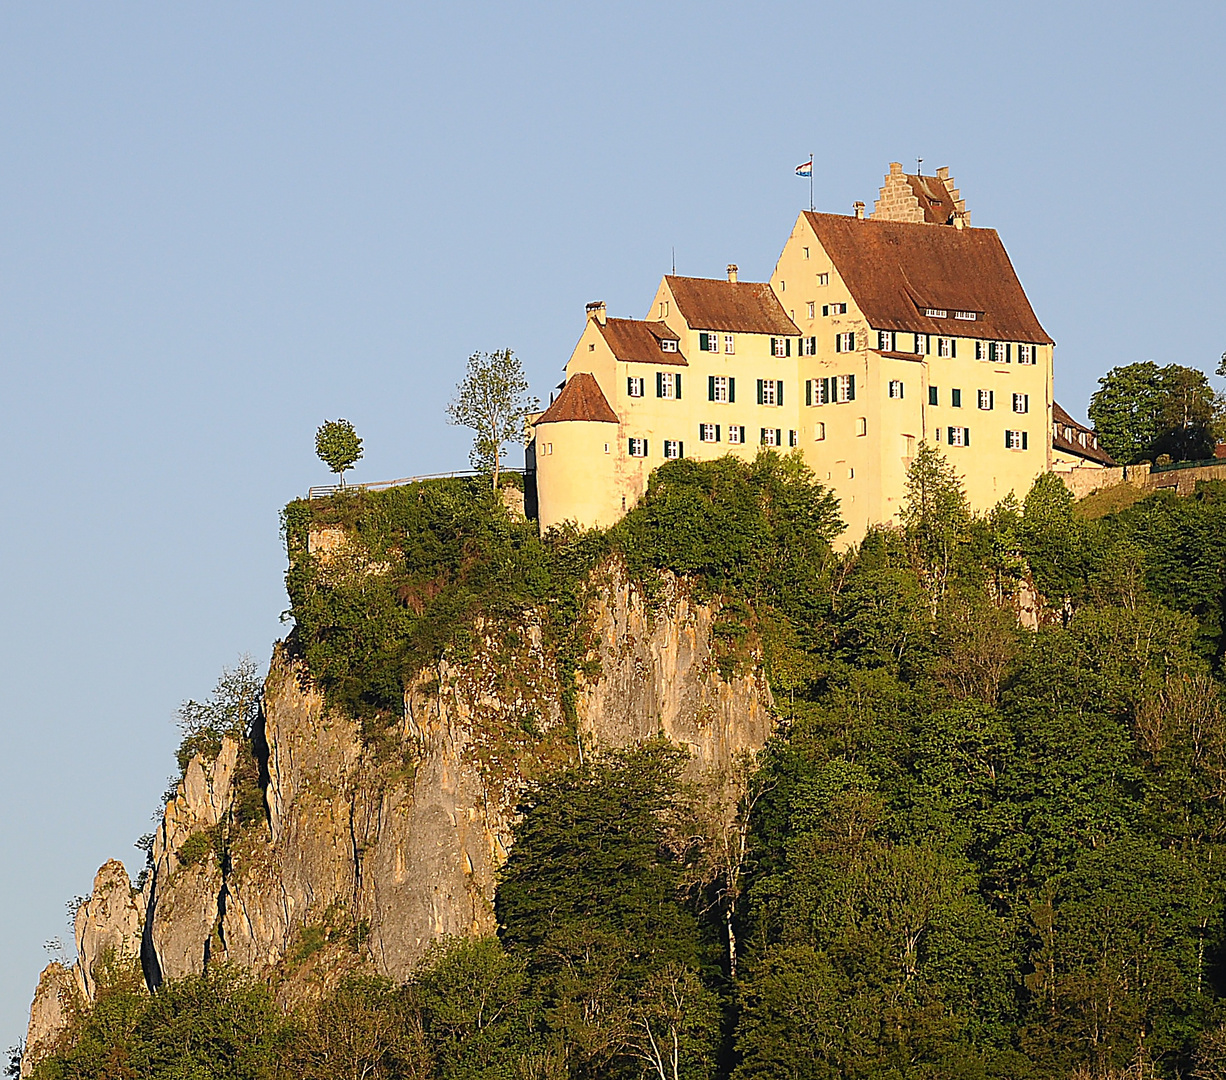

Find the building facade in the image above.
[{"left": 528, "top": 164, "right": 1098, "bottom": 542}]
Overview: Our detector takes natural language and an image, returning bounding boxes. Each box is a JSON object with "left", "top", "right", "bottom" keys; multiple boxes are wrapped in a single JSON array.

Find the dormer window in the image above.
[
  {"left": 924, "top": 308, "right": 948, "bottom": 318},
  {"left": 954, "top": 311, "right": 977, "bottom": 321},
  {"left": 660, "top": 339, "right": 678, "bottom": 353}
]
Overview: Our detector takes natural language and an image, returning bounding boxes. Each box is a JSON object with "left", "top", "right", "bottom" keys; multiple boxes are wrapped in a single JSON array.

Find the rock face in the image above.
[
  {"left": 21, "top": 964, "right": 77, "bottom": 1078},
  {"left": 24, "top": 565, "right": 775, "bottom": 1070}
]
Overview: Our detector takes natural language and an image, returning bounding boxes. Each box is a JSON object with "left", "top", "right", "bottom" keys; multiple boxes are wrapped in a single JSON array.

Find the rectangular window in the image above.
[
  {"left": 770, "top": 337, "right": 790, "bottom": 357},
  {"left": 659, "top": 301, "right": 669, "bottom": 318},
  {"left": 660, "top": 339, "right": 678, "bottom": 353},
  {"left": 727, "top": 425, "right": 745, "bottom": 445},
  {"left": 807, "top": 302, "right": 815, "bottom": 319},
  {"left": 814, "top": 421, "right": 826, "bottom": 440},
  {"left": 975, "top": 340, "right": 988, "bottom": 361},
  {"left": 947, "top": 426, "right": 969, "bottom": 447},
  {"left": 760, "top": 427, "right": 781, "bottom": 447},
  {"left": 628, "top": 438, "right": 648, "bottom": 457},
  {"left": 1017, "top": 343, "right": 1035, "bottom": 365},
  {"left": 837, "top": 373, "right": 856, "bottom": 402},
  {"left": 816, "top": 273, "right": 829, "bottom": 286},
  {"left": 924, "top": 308, "right": 948, "bottom": 318},
  {"left": 990, "top": 341, "right": 1010, "bottom": 364},
  {"left": 914, "top": 333, "right": 929, "bottom": 355},
  {"left": 663, "top": 439, "right": 683, "bottom": 459},
  {"left": 937, "top": 337, "right": 954, "bottom": 358},
  {"left": 627, "top": 377, "right": 644, "bottom": 398},
  {"left": 856, "top": 417, "right": 867, "bottom": 436},
  {"left": 803, "top": 247, "right": 810, "bottom": 259},
  {"left": 1013, "top": 393, "right": 1030, "bottom": 414},
  {"left": 954, "top": 311, "right": 977, "bottom": 321},
  {"left": 951, "top": 388, "right": 962, "bottom": 407},
  {"left": 977, "top": 389, "right": 994, "bottom": 410},
  {"left": 699, "top": 423, "right": 720, "bottom": 443},
  {"left": 835, "top": 332, "right": 855, "bottom": 352},
  {"left": 834, "top": 302, "right": 847, "bottom": 314},
  {"left": 656, "top": 371, "right": 681, "bottom": 399},
  {"left": 757, "top": 379, "right": 783, "bottom": 406},
  {"left": 889, "top": 379, "right": 904, "bottom": 399},
  {"left": 1005, "top": 430, "right": 1029, "bottom": 450},
  {"left": 698, "top": 332, "right": 717, "bottom": 352},
  {"left": 709, "top": 375, "right": 731, "bottom": 402},
  {"left": 929, "top": 385, "right": 939, "bottom": 406},
  {"left": 789, "top": 429, "right": 798, "bottom": 447},
  {"left": 724, "top": 334, "right": 735, "bottom": 354},
  {"left": 806, "top": 378, "right": 831, "bottom": 406},
  {"left": 878, "top": 330, "right": 894, "bottom": 352},
  {"left": 801, "top": 336, "right": 816, "bottom": 355}
]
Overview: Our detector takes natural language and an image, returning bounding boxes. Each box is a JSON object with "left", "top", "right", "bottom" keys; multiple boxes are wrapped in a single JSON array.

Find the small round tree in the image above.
[{"left": 315, "top": 419, "right": 363, "bottom": 487}]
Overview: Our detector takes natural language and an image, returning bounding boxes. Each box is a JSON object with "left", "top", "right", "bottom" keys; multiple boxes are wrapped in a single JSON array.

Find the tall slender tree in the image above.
[{"left": 447, "top": 348, "right": 539, "bottom": 491}]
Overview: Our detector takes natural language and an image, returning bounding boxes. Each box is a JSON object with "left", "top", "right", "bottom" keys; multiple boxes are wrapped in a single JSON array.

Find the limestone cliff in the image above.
[{"left": 23, "top": 563, "right": 774, "bottom": 1071}]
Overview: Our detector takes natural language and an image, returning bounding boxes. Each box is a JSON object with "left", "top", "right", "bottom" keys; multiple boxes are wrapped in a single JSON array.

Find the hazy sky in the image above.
[{"left": 1, "top": 0, "right": 1223, "bottom": 1047}]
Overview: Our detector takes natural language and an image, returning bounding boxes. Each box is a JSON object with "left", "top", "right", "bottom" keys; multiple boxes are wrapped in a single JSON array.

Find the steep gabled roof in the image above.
[
  {"left": 598, "top": 318, "right": 685, "bottom": 366},
  {"left": 1053, "top": 401, "right": 1116, "bottom": 465},
  {"left": 665, "top": 276, "right": 800, "bottom": 335},
  {"left": 803, "top": 212, "right": 1053, "bottom": 344},
  {"left": 535, "top": 372, "right": 618, "bottom": 425}
]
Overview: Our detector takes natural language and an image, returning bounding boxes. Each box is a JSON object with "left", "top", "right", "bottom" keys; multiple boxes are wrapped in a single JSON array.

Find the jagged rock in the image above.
[
  {"left": 21, "top": 963, "right": 79, "bottom": 1078},
  {"left": 28, "top": 560, "right": 778, "bottom": 1027},
  {"left": 73, "top": 860, "right": 143, "bottom": 1000}
]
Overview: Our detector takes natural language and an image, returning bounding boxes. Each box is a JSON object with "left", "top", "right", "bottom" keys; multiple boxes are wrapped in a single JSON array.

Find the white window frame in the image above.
[
  {"left": 658, "top": 372, "right": 677, "bottom": 399},
  {"left": 772, "top": 338, "right": 787, "bottom": 358},
  {"left": 888, "top": 379, "right": 904, "bottom": 399},
  {"left": 1006, "top": 429, "right": 1027, "bottom": 450},
  {"left": 663, "top": 439, "right": 682, "bottom": 460},
  {"left": 727, "top": 426, "right": 744, "bottom": 445},
  {"left": 761, "top": 427, "right": 779, "bottom": 447},
  {"left": 878, "top": 330, "right": 894, "bottom": 352},
  {"left": 814, "top": 421, "right": 826, "bottom": 441},
  {"left": 700, "top": 423, "right": 719, "bottom": 443},
  {"left": 1013, "top": 393, "right": 1029, "bottom": 414},
  {"left": 938, "top": 337, "right": 953, "bottom": 358},
  {"left": 629, "top": 437, "right": 647, "bottom": 457},
  {"left": 807, "top": 302, "right": 815, "bottom": 319},
  {"left": 837, "top": 374, "right": 854, "bottom": 402},
  {"left": 914, "top": 333, "right": 928, "bottom": 355},
  {"left": 976, "top": 340, "right": 988, "bottom": 361},
  {"left": 816, "top": 273, "right": 829, "bottom": 286},
  {"left": 711, "top": 375, "right": 730, "bottom": 403},
  {"left": 801, "top": 336, "right": 816, "bottom": 356},
  {"left": 948, "top": 426, "right": 967, "bottom": 447},
  {"left": 724, "top": 334, "right": 735, "bottom": 354},
  {"left": 760, "top": 380, "right": 778, "bottom": 406},
  {"left": 924, "top": 308, "right": 947, "bottom": 318},
  {"left": 628, "top": 377, "right": 645, "bottom": 398},
  {"left": 1018, "top": 343, "right": 1035, "bottom": 365},
  {"left": 660, "top": 339, "right": 678, "bottom": 353},
  {"left": 977, "top": 389, "right": 994, "bottom": 410},
  {"left": 954, "top": 311, "right": 977, "bottom": 321},
  {"left": 837, "top": 332, "right": 854, "bottom": 352}
]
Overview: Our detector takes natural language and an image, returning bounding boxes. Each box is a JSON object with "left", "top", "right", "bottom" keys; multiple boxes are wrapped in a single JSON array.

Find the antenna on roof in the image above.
[{"left": 916, "top": 157, "right": 923, "bottom": 176}]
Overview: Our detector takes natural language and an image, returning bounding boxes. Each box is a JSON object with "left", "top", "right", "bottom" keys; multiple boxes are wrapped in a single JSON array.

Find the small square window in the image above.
[
  {"left": 660, "top": 339, "right": 678, "bottom": 353},
  {"left": 817, "top": 273, "right": 829, "bottom": 286},
  {"left": 589, "top": 343, "right": 595, "bottom": 351},
  {"left": 889, "top": 380, "right": 904, "bottom": 399},
  {"left": 803, "top": 247, "right": 810, "bottom": 259}
]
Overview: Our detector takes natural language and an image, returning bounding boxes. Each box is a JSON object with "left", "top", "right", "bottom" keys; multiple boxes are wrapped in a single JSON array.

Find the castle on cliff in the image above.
[{"left": 527, "top": 163, "right": 1112, "bottom": 542}]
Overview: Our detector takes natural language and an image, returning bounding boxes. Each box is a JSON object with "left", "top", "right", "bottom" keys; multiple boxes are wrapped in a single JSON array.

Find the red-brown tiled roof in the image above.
[
  {"left": 665, "top": 276, "right": 800, "bottom": 335},
  {"left": 535, "top": 372, "right": 618, "bottom": 425},
  {"left": 803, "top": 212, "right": 1054, "bottom": 344},
  {"left": 1052, "top": 401, "right": 1116, "bottom": 465},
  {"left": 906, "top": 174, "right": 958, "bottom": 224},
  {"left": 599, "top": 318, "right": 685, "bottom": 366}
]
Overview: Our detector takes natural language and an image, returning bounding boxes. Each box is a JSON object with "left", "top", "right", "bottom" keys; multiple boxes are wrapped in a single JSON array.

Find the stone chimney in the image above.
[
  {"left": 726, "top": 264, "right": 738, "bottom": 283},
  {"left": 853, "top": 202, "right": 866, "bottom": 220},
  {"left": 585, "top": 300, "right": 607, "bottom": 325}
]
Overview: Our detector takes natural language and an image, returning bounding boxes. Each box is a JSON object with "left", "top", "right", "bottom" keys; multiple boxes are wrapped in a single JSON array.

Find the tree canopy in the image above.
[
  {"left": 314, "top": 419, "right": 364, "bottom": 485},
  {"left": 447, "top": 348, "right": 539, "bottom": 490}
]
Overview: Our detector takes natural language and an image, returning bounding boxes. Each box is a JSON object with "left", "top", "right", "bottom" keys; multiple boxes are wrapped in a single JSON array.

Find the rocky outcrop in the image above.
[
  {"left": 25, "top": 563, "right": 775, "bottom": 1069},
  {"left": 21, "top": 964, "right": 78, "bottom": 1078}
]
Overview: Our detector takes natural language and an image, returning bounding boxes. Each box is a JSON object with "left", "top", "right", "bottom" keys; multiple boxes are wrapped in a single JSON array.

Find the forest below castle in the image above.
[{"left": 26, "top": 446, "right": 1226, "bottom": 1080}]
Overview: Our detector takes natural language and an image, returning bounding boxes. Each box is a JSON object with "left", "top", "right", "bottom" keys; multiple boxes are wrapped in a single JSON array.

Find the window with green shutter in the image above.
[{"left": 729, "top": 377, "right": 735, "bottom": 402}]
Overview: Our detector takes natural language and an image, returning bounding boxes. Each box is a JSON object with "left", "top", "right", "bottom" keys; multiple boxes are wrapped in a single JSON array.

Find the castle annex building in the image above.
[{"left": 527, "top": 164, "right": 1108, "bottom": 542}]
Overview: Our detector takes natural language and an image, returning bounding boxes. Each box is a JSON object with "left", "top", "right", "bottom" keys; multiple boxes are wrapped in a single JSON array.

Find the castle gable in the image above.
[{"left": 802, "top": 211, "right": 1052, "bottom": 344}]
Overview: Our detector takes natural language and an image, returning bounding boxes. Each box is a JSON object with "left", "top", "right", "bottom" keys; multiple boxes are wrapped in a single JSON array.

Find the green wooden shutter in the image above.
[
  {"left": 834, "top": 334, "right": 841, "bottom": 353},
  {"left": 948, "top": 426, "right": 955, "bottom": 444},
  {"left": 627, "top": 377, "right": 634, "bottom": 396},
  {"left": 756, "top": 379, "right": 764, "bottom": 405},
  {"left": 823, "top": 377, "right": 832, "bottom": 403},
  {"left": 656, "top": 372, "right": 664, "bottom": 397},
  {"left": 848, "top": 374, "right": 856, "bottom": 400},
  {"left": 728, "top": 377, "right": 736, "bottom": 403},
  {"left": 806, "top": 380, "right": 812, "bottom": 406},
  {"left": 1022, "top": 431, "right": 1028, "bottom": 450},
  {"left": 643, "top": 439, "right": 649, "bottom": 456},
  {"left": 777, "top": 380, "right": 784, "bottom": 406},
  {"left": 786, "top": 338, "right": 792, "bottom": 357},
  {"left": 776, "top": 428, "right": 783, "bottom": 445},
  {"left": 964, "top": 428, "right": 970, "bottom": 447},
  {"left": 769, "top": 337, "right": 777, "bottom": 356},
  {"left": 1006, "top": 343, "right": 1012, "bottom": 363},
  {"left": 760, "top": 428, "right": 767, "bottom": 444},
  {"left": 951, "top": 339, "right": 957, "bottom": 358},
  {"left": 708, "top": 375, "right": 716, "bottom": 401},
  {"left": 715, "top": 425, "right": 721, "bottom": 442},
  {"left": 674, "top": 373, "right": 682, "bottom": 399},
  {"left": 677, "top": 441, "right": 684, "bottom": 458},
  {"left": 848, "top": 332, "right": 855, "bottom": 350}
]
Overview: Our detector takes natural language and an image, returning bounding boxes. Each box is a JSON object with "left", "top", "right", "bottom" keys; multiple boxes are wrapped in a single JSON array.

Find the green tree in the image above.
[
  {"left": 447, "top": 348, "right": 539, "bottom": 490},
  {"left": 901, "top": 442, "right": 970, "bottom": 605},
  {"left": 1089, "top": 361, "right": 1221, "bottom": 464},
  {"left": 315, "top": 418, "right": 364, "bottom": 487}
]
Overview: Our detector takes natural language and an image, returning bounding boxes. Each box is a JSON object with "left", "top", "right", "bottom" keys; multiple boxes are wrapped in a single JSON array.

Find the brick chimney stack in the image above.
[
  {"left": 585, "top": 300, "right": 607, "bottom": 325},
  {"left": 853, "top": 202, "right": 866, "bottom": 220}
]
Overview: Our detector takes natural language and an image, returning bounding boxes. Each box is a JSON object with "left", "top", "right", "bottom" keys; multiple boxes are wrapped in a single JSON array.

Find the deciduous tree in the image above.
[
  {"left": 315, "top": 418, "right": 364, "bottom": 487},
  {"left": 447, "top": 349, "right": 538, "bottom": 491}
]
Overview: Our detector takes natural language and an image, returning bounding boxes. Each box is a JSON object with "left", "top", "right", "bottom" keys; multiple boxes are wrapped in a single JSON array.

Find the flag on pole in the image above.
[{"left": 795, "top": 159, "right": 813, "bottom": 177}]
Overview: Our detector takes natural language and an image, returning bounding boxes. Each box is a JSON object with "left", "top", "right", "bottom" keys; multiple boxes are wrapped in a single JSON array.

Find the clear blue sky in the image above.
[{"left": 1, "top": 0, "right": 1223, "bottom": 1047}]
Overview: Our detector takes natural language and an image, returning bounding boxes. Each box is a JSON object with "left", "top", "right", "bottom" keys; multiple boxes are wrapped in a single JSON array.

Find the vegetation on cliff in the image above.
[{"left": 31, "top": 451, "right": 1226, "bottom": 1079}]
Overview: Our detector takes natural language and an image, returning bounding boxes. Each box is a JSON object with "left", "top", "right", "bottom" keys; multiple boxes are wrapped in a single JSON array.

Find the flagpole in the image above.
[{"left": 810, "top": 150, "right": 814, "bottom": 211}]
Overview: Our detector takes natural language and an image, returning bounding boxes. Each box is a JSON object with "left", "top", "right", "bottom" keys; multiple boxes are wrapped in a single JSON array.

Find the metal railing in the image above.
[
  {"left": 307, "top": 468, "right": 525, "bottom": 500},
  {"left": 1149, "top": 457, "right": 1226, "bottom": 474}
]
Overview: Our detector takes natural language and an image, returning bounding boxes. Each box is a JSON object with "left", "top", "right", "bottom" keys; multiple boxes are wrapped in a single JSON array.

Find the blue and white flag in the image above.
[{"left": 795, "top": 159, "right": 813, "bottom": 177}]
